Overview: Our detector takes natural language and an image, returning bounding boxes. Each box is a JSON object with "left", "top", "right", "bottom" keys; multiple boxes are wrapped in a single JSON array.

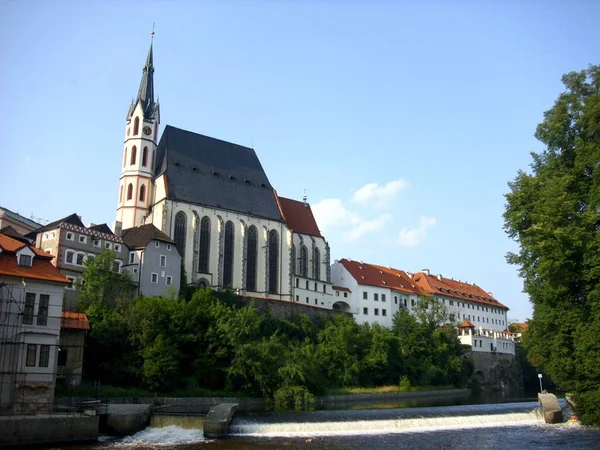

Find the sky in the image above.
[{"left": 1, "top": 1, "right": 598, "bottom": 322}]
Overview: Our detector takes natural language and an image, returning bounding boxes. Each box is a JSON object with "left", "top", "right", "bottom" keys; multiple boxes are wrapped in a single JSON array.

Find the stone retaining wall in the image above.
[{"left": 0, "top": 414, "right": 98, "bottom": 447}]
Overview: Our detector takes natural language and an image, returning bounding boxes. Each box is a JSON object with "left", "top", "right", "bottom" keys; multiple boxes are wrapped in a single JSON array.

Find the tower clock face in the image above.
[{"left": 143, "top": 126, "right": 152, "bottom": 136}]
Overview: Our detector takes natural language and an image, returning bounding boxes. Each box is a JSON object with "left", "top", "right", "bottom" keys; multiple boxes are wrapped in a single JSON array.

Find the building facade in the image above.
[
  {"left": 331, "top": 259, "right": 515, "bottom": 355},
  {"left": 121, "top": 224, "right": 181, "bottom": 297},
  {"left": 0, "top": 206, "right": 42, "bottom": 238},
  {"left": 0, "top": 232, "right": 70, "bottom": 414}
]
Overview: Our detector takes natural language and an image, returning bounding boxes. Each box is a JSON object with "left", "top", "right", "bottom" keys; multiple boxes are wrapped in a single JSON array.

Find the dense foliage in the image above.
[
  {"left": 79, "top": 288, "right": 473, "bottom": 409},
  {"left": 504, "top": 65, "right": 600, "bottom": 426}
]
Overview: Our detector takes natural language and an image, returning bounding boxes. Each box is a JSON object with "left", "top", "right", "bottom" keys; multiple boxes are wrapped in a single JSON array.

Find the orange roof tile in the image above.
[
  {"left": 0, "top": 233, "right": 69, "bottom": 284},
  {"left": 339, "top": 259, "right": 421, "bottom": 295},
  {"left": 275, "top": 193, "right": 322, "bottom": 237},
  {"left": 459, "top": 320, "right": 475, "bottom": 328},
  {"left": 510, "top": 322, "right": 528, "bottom": 333},
  {"left": 61, "top": 312, "right": 90, "bottom": 330},
  {"left": 412, "top": 271, "right": 508, "bottom": 309}
]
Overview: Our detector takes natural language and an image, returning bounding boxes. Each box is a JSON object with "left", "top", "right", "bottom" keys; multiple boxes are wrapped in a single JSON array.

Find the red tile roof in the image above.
[
  {"left": 333, "top": 286, "right": 351, "bottom": 292},
  {"left": 510, "top": 322, "right": 528, "bottom": 334},
  {"left": 412, "top": 271, "right": 508, "bottom": 309},
  {"left": 459, "top": 320, "right": 475, "bottom": 328},
  {"left": 275, "top": 193, "right": 322, "bottom": 237},
  {"left": 61, "top": 312, "right": 90, "bottom": 330},
  {"left": 338, "top": 259, "right": 420, "bottom": 295},
  {"left": 0, "top": 233, "right": 70, "bottom": 284}
]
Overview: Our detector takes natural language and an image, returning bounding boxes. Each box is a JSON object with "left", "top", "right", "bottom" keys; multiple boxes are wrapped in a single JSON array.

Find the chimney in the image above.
[
  {"left": 302, "top": 189, "right": 308, "bottom": 207},
  {"left": 113, "top": 220, "right": 123, "bottom": 236},
  {"left": 422, "top": 269, "right": 430, "bottom": 276},
  {"left": 437, "top": 274, "right": 442, "bottom": 281}
]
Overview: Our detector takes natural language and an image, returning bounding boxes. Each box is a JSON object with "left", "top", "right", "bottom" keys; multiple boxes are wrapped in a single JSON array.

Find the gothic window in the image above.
[
  {"left": 139, "top": 184, "right": 146, "bottom": 202},
  {"left": 151, "top": 150, "right": 155, "bottom": 171},
  {"left": 300, "top": 245, "right": 308, "bottom": 277},
  {"left": 246, "top": 225, "right": 258, "bottom": 291},
  {"left": 127, "top": 183, "right": 133, "bottom": 200},
  {"left": 223, "top": 221, "right": 234, "bottom": 287},
  {"left": 268, "top": 230, "right": 279, "bottom": 294},
  {"left": 123, "top": 148, "right": 127, "bottom": 167},
  {"left": 313, "top": 247, "right": 321, "bottom": 280},
  {"left": 142, "top": 147, "right": 148, "bottom": 167},
  {"left": 174, "top": 211, "right": 187, "bottom": 260},
  {"left": 130, "top": 146, "right": 137, "bottom": 165},
  {"left": 134, "top": 117, "right": 140, "bottom": 136},
  {"left": 290, "top": 244, "right": 296, "bottom": 275},
  {"left": 198, "top": 216, "right": 210, "bottom": 273}
]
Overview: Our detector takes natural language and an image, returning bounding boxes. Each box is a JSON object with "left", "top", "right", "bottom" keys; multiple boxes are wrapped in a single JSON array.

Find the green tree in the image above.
[
  {"left": 504, "top": 65, "right": 600, "bottom": 426},
  {"left": 78, "top": 250, "right": 134, "bottom": 309}
]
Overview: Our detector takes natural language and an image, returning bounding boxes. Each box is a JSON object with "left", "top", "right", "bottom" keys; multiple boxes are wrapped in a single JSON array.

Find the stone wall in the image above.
[
  {"left": 470, "top": 351, "right": 523, "bottom": 390},
  {"left": 237, "top": 296, "right": 348, "bottom": 322},
  {"left": 0, "top": 414, "right": 98, "bottom": 447}
]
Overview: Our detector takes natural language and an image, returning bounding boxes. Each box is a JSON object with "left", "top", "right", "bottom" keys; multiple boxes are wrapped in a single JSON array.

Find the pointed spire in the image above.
[{"left": 132, "top": 27, "right": 157, "bottom": 120}]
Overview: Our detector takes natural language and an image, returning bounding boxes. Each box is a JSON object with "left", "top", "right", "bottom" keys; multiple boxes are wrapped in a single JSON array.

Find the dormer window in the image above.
[{"left": 18, "top": 254, "right": 32, "bottom": 267}]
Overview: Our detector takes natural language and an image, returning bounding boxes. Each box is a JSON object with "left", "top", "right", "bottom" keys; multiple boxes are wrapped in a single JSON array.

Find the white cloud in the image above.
[
  {"left": 342, "top": 213, "right": 392, "bottom": 243},
  {"left": 312, "top": 198, "right": 360, "bottom": 233},
  {"left": 352, "top": 179, "right": 410, "bottom": 208},
  {"left": 397, "top": 216, "right": 437, "bottom": 248}
]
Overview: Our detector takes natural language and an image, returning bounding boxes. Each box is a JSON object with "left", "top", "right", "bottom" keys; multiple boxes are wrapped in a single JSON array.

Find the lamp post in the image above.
[{"left": 538, "top": 373, "right": 543, "bottom": 393}]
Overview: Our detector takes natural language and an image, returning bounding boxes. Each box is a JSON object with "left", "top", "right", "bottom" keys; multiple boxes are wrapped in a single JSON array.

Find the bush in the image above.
[
  {"left": 274, "top": 386, "right": 315, "bottom": 411},
  {"left": 399, "top": 375, "right": 413, "bottom": 392},
  {"left": 572, "top": 389, "right": 600, "bottom": 427}
]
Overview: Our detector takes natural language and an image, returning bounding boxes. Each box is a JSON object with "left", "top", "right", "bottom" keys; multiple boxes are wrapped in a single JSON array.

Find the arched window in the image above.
[
  {"left": 313, "top": 247, "right": 321, "bottom": 280},
  {"left": 133, "top": 117, "right": 140, "bottom": 136},
  {"left": 268, "top": 230, "right": 279, "bottom": 294},
  {"left": 119, "top": 185, "right": 123, "bottom": 202},
  {"left": 151, "top": 150, "right": 155, "bottom": 171},
  {"left": 130, "top": 146, "right": 137, "bottom": 165},
  {"left": 174, "top": 211, "right": 187, "bottom": 260},
  {"left": 139, "top": 184, "right": 146, "bottom": 202},
  {"left": 245, "top": 225, "right": 257, "bottom": 291},
  {"left": 127, "top": 183, "right": 133, "bottom": 200},
  {"left": 198, "top": 216, "right": 210, "bottom": 273},
  {"left": 123, "top": 148, "right": 127, "bottom": 167},
  {"left": 300, "top": 245, "right": 308, "bottom": 277},
  {"left": 223, "top": 221, "right": 234, "bottom": 287},
  {"left": 290, "top": 244, "right": 296, "bottom": 275},
  {"left": 142, "top": 147, "right": 148, "bottom": 167}
]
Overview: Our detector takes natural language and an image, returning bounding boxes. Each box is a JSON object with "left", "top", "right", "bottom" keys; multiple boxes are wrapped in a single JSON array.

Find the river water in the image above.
[{"left": 59, "top": 399, "right": 600, "bottom": 450}]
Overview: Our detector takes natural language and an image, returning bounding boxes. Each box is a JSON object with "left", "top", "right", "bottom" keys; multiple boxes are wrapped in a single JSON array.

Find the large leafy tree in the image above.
[{"left": 504, "top": 65, "right": 600, "bottom": 425}]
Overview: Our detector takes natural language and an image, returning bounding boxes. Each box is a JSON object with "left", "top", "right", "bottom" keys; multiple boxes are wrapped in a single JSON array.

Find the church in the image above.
[{"left": 115, "top": 41, "right": 341, "bottom": 311}]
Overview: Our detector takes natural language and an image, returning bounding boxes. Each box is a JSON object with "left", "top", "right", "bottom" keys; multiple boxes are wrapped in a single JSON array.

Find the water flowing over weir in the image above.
[{"left": 229, "top": 402, "right": 543, "bottom": 438}]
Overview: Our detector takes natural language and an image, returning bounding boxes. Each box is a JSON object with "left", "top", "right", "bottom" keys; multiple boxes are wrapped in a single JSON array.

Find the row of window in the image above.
[
  {"left": 62, "top": 232, "right": 121, "bottom": 252},
  {"left": 23, "top": 293, "right": 50, "bottom": 326},
  {"left": 335, "top": 291, "right": 349, "bottom": 298},
  {"left": 295, "top": 278, "right": 327, "bottom": 293},
  {"left": 120, "top": 183, "right": 147, "bottom": 203},
  {"left": 290, "top": 244, "right": 325, "bottom": 280},
  {"left": 64, "top": 250, "right": 122, "bottom": 271},
  {"left": 441, "top": 298, "right": 505, "bottom": 315},
  {"left": 127, "top": 246, "right": 171, "bottom": 265},
  {"left": 462, "top": 313, "right": 505, "bottom": 326},
  {"left": 173, "top": 212, "right": 280, "bottom": 294},
  {"left": 123, "top": 145, "right": 155, "bottom": 169},
  {"left": 362, "top": 292, "right": 388, "bottom": 302},
  {"left": 26, "top": 344, "right": 50, "bottom": 367},
  {"left": 150, "top": 272, "right": 173, "bottom": 285},
  {"left": 363, "top": 307, "right": 387, "bottom": 317},
  {"left": 294, "top": 295, "right": 324, "bottom": 307}
]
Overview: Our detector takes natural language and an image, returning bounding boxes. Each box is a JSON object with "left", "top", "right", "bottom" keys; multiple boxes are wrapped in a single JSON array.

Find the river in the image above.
[{"left": 57, "top": 397, "right": 600, "bottom": 450}]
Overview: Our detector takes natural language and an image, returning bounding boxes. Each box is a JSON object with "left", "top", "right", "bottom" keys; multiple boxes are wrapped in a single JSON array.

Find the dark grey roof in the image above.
[
  {"left": 121, "top": 224, "right": 176, "bottom": 250},
  {"left": 127, "top": 43, "right": 158, "bottom": 120},
  {"left": 154, "top": 125, "right": 283, "bottom": 222},
  {"left": 89, "top": 224, "right": 114, "bottom": 235},
  {"left": 0, "top": 226, "right": 29, "bottom": 243},
  {"left": 36, "top": 213, "right": 84, "bottom": 233}
]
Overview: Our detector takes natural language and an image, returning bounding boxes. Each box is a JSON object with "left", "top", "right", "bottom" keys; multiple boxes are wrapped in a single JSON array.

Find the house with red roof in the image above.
[
  {"left": 332, "top": 259, "right": 515, "bottom": 354},
  {"left": 275, "top": 194, "right": 334, "bottom": 310},
  {"left": 0, "top": 231, "right": 71, "bottom": 414}
]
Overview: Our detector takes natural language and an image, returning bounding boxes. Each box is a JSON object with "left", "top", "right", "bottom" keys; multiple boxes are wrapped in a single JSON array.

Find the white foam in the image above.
[
  {"left": 232, "top": 410, "right": 543, "bottom": 438},
  {"left": 118, "top": 425, "right": 209, "bottom": 446}
]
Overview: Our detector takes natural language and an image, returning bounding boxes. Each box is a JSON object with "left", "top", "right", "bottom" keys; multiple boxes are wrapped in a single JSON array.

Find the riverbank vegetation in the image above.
[
  {"left": 73, "top": 269, "right": 474, "bottom": 410},
  {"left": 504, "top": 65, "right": 600, "bottom": 427}
]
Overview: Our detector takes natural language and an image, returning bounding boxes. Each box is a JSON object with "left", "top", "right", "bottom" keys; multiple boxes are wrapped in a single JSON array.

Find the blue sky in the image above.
[{"left": 1, "top": 1, "right": 598, "bottom": 321}]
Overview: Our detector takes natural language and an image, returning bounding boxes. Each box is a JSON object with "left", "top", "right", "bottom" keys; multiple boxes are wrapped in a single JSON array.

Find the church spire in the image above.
[{"left": 130, "top": 27, "right": 157, "bottom": 120}]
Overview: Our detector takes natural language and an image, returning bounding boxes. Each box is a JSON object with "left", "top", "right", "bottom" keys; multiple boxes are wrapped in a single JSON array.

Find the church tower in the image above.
[{"left": 116, "top": 38, "right": 160, "bottom": 230}]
